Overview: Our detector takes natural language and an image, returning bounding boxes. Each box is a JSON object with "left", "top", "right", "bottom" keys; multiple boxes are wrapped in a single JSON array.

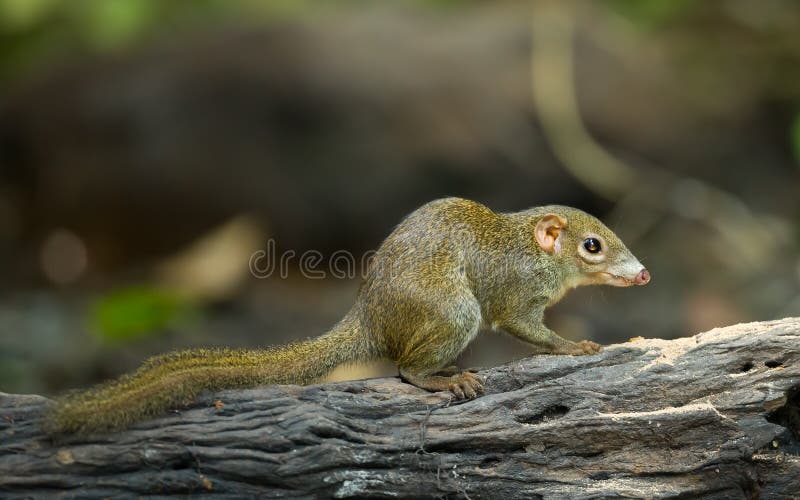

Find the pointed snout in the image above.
[
  {"left": 634, "top": 268, "right": 651, "bottom": 286},
  {"left": 592, "top": 261, "right": 651, "bottom": 287}
]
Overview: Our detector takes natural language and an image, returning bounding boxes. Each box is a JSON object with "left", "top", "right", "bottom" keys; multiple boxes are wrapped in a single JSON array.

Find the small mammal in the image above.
[{"left": 46, "top": 197, "right": 649, "bottom": 434}]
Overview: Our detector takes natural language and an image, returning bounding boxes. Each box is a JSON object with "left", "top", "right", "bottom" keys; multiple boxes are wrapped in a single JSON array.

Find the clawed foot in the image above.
[
  {"left": 551, "top": 340, "right": 603, "bottom": 355},
  {"left": 400, "top": 368, "right": 485, "bottom": 400},
  {"left": 567, "top": 340, "right": 603, "bottom": 355},
  {"left": 447, "top": 371, "right": 484, "bottom": 400}
]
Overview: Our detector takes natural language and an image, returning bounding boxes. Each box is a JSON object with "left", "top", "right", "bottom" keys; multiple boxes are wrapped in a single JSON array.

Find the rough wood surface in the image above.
[{"left": 1, "top": 318, "right": 799, "bottom": 499}]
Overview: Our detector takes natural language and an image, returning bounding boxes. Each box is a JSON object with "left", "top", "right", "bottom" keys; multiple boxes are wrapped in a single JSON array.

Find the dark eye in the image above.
[{"left": 583, "top": 238, "right": 601, "bottom": 254}]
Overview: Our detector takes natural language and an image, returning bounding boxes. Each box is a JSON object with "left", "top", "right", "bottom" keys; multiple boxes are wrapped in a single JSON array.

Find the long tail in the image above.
[{"left": 44, "top": 312, "right": 372, "bottom": 435}]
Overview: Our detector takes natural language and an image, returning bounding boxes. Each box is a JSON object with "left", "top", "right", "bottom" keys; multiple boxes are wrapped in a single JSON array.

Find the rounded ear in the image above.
[{"left": 535, "top": 213, "right": 567, "bottom": 254}]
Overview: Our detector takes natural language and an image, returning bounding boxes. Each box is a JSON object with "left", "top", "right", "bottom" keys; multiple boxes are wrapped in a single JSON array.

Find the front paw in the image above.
[{"left": 571, "top": 340, "right": 603, "bottom": 355}]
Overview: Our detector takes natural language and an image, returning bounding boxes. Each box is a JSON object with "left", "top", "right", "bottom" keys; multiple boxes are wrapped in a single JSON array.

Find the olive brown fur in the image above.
[{"left": 45, "top": 197, "right": 650, "bottom": 435}]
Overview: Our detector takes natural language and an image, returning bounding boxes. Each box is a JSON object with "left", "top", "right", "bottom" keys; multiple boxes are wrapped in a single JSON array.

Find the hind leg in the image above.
[
  {"left": 433, "top": 365, "right": 480, "bottom": 376},
  {"left": 395, "top": 294, "right": 484, "bottom": 399}
]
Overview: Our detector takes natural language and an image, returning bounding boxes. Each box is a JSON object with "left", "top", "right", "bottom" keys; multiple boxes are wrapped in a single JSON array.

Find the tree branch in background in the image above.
[{"left": 530, "top": 1, "right": 787, "bottom": 269}]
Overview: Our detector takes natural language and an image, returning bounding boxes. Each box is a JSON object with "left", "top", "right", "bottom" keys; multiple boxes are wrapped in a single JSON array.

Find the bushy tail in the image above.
[{"left": 44, "top": 313, "right": 372, "bottom": 435}]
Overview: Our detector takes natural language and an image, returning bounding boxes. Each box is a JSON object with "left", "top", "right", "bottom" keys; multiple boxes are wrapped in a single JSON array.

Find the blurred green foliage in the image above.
[
  {"left": 607, "top": 0, "right": 696, "bottom": 28},
  {"left": 792, "top": 113, "right": 800, "bottom": 166},
  {"left": 0, "top": 0, "right": 311, "bottom": 80},
  {"left": 89, "top": 286, "right": 195, "bottom": 342},
  {"left": 0, "top": 0, "right": 472, "bottom": 82}
]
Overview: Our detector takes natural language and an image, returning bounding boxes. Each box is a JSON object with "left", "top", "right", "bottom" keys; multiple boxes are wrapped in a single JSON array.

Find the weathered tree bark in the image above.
[{"left": 1, "top": 319, "right": 798, "bottom": 499}]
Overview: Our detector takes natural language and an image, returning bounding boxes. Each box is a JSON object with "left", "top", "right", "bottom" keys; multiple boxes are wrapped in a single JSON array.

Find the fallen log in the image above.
[{"left": 1, "top": 318, "right": 798, "bottom": 498}]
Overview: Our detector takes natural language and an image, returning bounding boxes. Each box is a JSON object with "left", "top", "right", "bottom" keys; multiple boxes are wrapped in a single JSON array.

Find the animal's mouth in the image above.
[
  {"left": 593, "top": 268, "right": 651, "bottom": 287},
  {"left": 594, "top": 272, "right": 637, "bottom": 287}
]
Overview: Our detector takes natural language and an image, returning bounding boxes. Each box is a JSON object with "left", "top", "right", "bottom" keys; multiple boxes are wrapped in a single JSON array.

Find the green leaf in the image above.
[{"left": 89, "top": 286, "right": 193, "bottom": 341}]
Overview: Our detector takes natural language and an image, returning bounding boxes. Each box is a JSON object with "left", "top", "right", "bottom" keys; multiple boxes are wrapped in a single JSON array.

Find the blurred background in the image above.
[{"left": 1, "top": 0, "right": 798, "bottom": 395}]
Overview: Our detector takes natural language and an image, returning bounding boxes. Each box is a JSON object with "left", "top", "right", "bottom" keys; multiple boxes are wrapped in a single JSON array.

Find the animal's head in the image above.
[{"left": 534, "top": 206, "right": 650, "bottom": 287}]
